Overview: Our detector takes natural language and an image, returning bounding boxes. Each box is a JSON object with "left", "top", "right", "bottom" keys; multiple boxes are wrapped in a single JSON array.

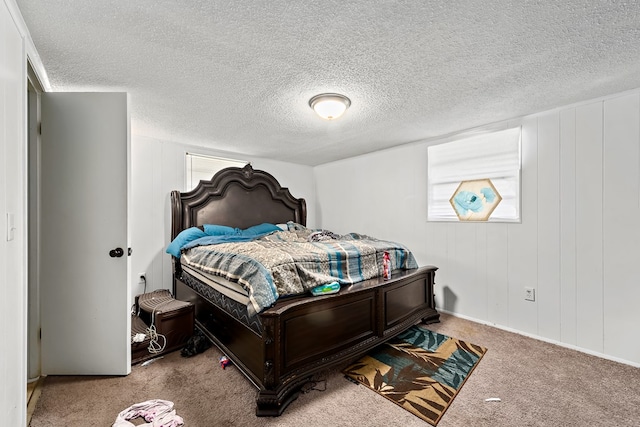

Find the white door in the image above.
[{"left": 40, "top": 92, "right": 131, "bottom": 375}]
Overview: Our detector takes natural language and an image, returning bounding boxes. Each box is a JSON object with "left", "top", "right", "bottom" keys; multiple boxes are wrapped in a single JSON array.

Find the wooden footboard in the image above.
[{"left": 175, "top": 265, "right": 439, "bottom": 416}]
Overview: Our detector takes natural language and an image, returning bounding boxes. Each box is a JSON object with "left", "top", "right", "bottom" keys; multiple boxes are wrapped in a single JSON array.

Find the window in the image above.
[
  {"left": 427, "top": 127, "right": 521, "bottom": 222},
  {"left": 185, "top": 153, "right": 247, "bottom": 191}
]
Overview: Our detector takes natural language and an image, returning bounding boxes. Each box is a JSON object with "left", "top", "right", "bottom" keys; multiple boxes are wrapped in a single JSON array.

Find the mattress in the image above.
[
  {"left": 180, "top": 261, "right": 262, "bottom": 335},
  {"left": 179, "top": 228, "right": 419, "bottom": 315},
  {"left": 180, "top": 261, "right": 249, "bottom": 305}
]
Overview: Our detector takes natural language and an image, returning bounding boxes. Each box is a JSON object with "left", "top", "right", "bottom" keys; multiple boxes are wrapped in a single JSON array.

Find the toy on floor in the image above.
[{"left": 219, "top": 355, "right": 231, "bottom": 369}]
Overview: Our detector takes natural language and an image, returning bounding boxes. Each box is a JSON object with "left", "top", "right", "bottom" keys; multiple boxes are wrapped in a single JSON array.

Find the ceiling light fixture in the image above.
[{"left": 309, "top": 93, "right": 351, "bottom": 120}]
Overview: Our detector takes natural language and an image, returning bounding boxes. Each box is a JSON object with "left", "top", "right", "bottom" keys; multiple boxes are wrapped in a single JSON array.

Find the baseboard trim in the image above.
[
  {"left": 27, "top": 376, "right": 45, "bottom": 425},
  {"left": 439, "top": 309, "right": 640, "bottom": 368}
]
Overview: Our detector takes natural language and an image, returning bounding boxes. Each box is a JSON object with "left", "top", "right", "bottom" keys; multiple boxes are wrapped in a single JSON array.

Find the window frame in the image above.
[
  {"left": 427, "top": 127, "right": 522, "bottom": 223},
  {"left": 184, "top": 152, "right": 247, "bottom": 191}
]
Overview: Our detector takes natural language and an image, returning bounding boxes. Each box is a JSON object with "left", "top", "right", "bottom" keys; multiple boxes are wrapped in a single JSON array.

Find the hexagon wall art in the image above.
[{"left": 449, "top": 178, "right": 502, "bottom": 221}]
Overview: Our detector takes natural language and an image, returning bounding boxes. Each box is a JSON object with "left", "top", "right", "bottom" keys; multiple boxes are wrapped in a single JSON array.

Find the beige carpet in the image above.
[{"left": 29, "top": 313, "right": 640, "bottom": 426}]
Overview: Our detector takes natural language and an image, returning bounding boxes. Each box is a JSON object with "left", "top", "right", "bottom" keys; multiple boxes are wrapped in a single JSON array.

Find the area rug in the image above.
[{"left": 343, "top": 326, "right": 487, "bottom": 425}]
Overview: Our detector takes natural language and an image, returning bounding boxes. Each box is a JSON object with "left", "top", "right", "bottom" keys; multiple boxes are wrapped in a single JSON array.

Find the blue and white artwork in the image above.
[{"left": 449, "top": 179, "right": 502, "bottom": 221}]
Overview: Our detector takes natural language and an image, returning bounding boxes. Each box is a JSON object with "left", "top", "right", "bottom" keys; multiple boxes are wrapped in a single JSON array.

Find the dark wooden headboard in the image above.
[{"left": 170, "top": 164, "right": 307, "bottom": 240}]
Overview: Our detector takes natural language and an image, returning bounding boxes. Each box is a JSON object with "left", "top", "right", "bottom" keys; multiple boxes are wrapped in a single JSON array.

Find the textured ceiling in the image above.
[{"left": 16, "top": 0, "right": 640, "bottom": 166}]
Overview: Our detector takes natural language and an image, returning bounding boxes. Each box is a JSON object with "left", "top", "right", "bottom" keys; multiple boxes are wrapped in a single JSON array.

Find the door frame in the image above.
[
  {"left": 2, "top": 2, "right": 51, "bottom": 424},
  {"left": 27, "top": 60, "right": 44, "bottom": 382}
]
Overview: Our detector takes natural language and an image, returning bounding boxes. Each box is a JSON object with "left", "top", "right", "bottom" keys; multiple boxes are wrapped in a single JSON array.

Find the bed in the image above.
[{"left": 170, "top": 164, "right": 439, "bottom": 416}]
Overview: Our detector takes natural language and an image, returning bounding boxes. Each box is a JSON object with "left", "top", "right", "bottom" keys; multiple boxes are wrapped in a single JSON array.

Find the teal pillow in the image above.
[
  {"left": 166, "top": 227, "right": 207, "bottom": 257},
  {"left": 203, "top": 224, "right": 237, "bottom": 236},
  {"left": 243, "top": 223, "right": 281, "bottom": 236}
]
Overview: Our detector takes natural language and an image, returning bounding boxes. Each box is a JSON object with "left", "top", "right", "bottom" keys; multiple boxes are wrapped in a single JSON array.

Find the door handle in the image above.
[{"left": 109, "top": 247, "right": 124, "bottom": 258}]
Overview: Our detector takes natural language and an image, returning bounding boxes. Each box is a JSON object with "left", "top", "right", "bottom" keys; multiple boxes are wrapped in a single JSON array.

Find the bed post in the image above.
[
  {"left": 170, "top": 190, "right": 183, "bottom": 241},
  {"left": 170, "top": 190, "right": 184, "bottom": 294}
]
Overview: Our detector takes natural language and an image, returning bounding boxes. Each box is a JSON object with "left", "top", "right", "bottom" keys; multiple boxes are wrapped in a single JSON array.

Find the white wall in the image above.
[
  {"left": 1, "top": 1, "right": 26, "bottom": 425},
  {"left": 130, "top": 136, "right": 316, "bottom": 299},
  {"left": 315, "top": 89, "right": 640, "bottom": 366}
]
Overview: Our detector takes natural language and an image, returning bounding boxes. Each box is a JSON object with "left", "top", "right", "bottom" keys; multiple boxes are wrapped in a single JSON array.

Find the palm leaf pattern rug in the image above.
[{"left": 343, "top": 326, "right": 487, "bottom": 425}]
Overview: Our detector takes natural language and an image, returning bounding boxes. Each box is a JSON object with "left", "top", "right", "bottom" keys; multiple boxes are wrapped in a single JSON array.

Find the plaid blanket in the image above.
[{"left": 180, "top": 229, "right": 418, "bottom": 315}]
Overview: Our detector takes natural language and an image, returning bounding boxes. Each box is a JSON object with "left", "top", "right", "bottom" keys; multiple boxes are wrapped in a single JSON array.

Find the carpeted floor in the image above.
[{"left": 29, "top": 313, "right": 640, "bottom": 426}]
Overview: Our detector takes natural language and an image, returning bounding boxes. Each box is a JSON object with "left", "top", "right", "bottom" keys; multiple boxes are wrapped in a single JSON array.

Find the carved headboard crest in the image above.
[{"left": 241, "top": 163, "right": 254, "bottom": 179}]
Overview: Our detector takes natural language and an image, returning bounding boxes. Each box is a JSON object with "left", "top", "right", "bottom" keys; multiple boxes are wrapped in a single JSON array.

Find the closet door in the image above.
[{"left": 40, "top": 92, "right": 131, "bottom": 375}]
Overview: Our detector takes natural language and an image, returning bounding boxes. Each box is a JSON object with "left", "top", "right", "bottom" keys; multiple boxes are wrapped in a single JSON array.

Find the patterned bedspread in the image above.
[{"left": 180, "top": 227, "right": 418, "bottom": 315}]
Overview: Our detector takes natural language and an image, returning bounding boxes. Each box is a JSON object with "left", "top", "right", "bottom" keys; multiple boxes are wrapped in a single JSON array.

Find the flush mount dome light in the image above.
[{"left": 309, "top": 93, "right": 351, "bottom": 120}]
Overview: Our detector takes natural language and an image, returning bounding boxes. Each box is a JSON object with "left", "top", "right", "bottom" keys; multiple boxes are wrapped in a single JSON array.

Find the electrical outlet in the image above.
[
  {"left": 524, "top": 287, "right": 536, "bottom": 302},
  {"left": 139, "top": 272, "right": 146, "bottom": 283}
]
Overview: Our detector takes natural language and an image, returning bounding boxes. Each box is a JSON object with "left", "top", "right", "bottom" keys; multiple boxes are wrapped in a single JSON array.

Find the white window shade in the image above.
[
  {"left": 427, "top": 127, "right": 521, "bottom": 222},
  {"left": 185, "top": 153, "right": 247, "bottom": 191}
]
